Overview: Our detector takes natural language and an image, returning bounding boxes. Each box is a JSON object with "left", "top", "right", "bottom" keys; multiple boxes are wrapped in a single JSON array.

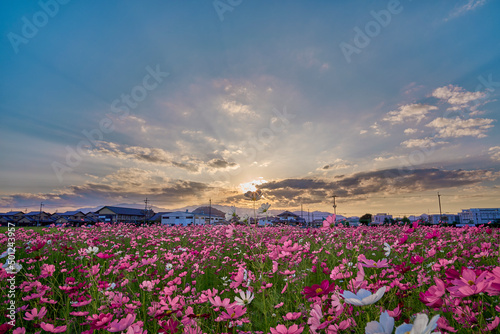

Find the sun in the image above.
[{"left": 239, "top": 178, "right": 268, "bottom": 193}]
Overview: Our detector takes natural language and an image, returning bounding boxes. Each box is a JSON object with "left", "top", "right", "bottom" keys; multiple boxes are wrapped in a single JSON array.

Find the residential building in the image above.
[
  {"left": 96, "top": 206, "right": 153, "bottom": 224},
  {"left": 372, "top": 213, "right": 393, "bottom": 225},
  {"left": 428, "top": 214, "right": 460, "bottom": 224},
  {"left": 161, "top": 210, "right": 221, "bottom": 226},
  {"left": 459, "top": 208, "right": 500, "bottom": 225}
]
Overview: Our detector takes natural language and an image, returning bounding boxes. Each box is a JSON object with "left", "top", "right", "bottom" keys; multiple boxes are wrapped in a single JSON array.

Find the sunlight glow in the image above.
[{"left": 238, "top": 178, "right": 268, "bottom": 193}]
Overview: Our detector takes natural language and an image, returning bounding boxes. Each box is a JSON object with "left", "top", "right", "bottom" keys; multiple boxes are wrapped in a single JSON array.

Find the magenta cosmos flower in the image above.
[
  {"left": 39, "top": 323, "right": 67, "bottom": 333},
  {"left": 270, "top": 324, "right": 304, "bottom": 334},
  {"left": 447, "top": 268, "right": 493, "bottom": 297},
  {"left": 302, "top": 279, "right": 335, "bottom": 299}
]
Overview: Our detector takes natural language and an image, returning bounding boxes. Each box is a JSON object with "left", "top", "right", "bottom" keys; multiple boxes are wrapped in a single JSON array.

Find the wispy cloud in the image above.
[
  {"left": 446, "top": 0, "right": 488, "bottom": 20},
  {"left": 400, "top": 137, "right": 448, "bottom": 148},
  {"left": 426, "top": 117, "right": 495, "bottom": 138},
  {"left": 432, "top": 84, "right": 486, "bottom": 111},
  {"left": 383, "top": 104, "right": 438, "bottom": 124}
]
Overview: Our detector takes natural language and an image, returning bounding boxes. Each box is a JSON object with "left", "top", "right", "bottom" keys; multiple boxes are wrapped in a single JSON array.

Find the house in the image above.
[
  {"left": 459, "top": 208, "right": 500, "bottom": 225},
  {"left": 372, "top": 213, "right": 393, "bottom": 225},
  {"left": 0, "top": 211, "right": 24, "bottom": 221},
  {"left": 161, "top": 210, "right": 222, "bottom": 226},
  {"left": 96, "top": 206, "right": 154, "bottom": 224},
  {"left": 24, "top": 211, "right": 55, "bottom": 226},
  {"left": 428, "top": 214, "right": 460, "bottom": 224},
  {"left": 277, "top": 211, "right": 299, "bottom": 222},
  {"left": 148, "top": 212, "right": 171, "bottom": 224}
]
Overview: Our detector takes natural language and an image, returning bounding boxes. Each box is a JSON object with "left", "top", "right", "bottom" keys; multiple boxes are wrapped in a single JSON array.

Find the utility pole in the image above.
[
  {"left": 209, "top": 198, "right": 212, "bottom": 225},
  {"left": 301, "top": 203, "right": 303, "bottom": 225},
  {"left": 38, "top": 202, "right": 44, "bottom": 226},
  {"left": 144, "top": 198, "right": 149, "bottom": 225},
  {"left": 331, "top": 195, "right": 337, "bottom": 222},
  {"left": 437, "top": 192, "right": 442, "bottom": 223}
]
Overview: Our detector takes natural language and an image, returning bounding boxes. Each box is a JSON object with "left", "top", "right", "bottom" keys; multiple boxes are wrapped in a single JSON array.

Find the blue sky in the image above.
[{"left": 1, "top": 0, "right": 499, "bottom": 216}]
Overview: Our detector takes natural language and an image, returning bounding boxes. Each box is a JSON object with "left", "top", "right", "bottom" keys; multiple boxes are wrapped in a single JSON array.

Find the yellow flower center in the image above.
[
  {"left": 468, "top": 280, "right": 474, "bottom": 286},
  {"left": 315, "top": 288, "right": 323, "bottom": 294},
  {"left": 231, "top": 312, "right": 236, "bottom": 318},
  {"left": 373, "top": 263, "right": 377, "bottom": 267},
  {"left": 327, "top": 315, "right": 333, "bottom": 321}
]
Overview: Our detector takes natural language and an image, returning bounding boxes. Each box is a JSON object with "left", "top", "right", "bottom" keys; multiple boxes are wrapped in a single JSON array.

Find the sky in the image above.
[{"left": 0, "top": 0, "right": 499, "bottom": 217}]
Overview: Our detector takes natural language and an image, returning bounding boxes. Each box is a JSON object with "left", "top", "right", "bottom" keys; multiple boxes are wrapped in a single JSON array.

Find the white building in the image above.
[
  {"left": 161, "top": 210, "right": 221, "bottom": 226},
  {"left": 459, "top": 208, "right": 500, "bottom": 225},
  {"left": 372, "top": 213, "right": 392, "bottom": 225},
  {"left": 428, "top": 214, "right": 460, "bottom": 224}
]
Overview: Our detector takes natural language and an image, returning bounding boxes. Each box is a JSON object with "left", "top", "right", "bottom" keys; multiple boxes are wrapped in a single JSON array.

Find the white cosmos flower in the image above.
[
  {"left": 383, "top": 243, "right": 391, "bottom": 257},
  {"left": 258, "top": 203, "right": 271, "bottom": 214},
  {"left": 395, "top": 313, "right": 440, "bottom": 334},
  {"left": 3, "top": 259, "right": 22, "bottom": 274},
  {"left": 225, "top": 206, "right": 238, "bottom": 221},
  {"left": 341, "top": 286, "right": 386, "bottom": 306},
  {"left": 365, "top": 311, "right": 394, "bottom": 334},
  {"left": 165, "top": 263, "right": 173, "bottom": 271},
  {"left": 234, "top": 290, "right": 255, "bottom": 306},
  {"left": 85, "top": 246, "right": 99, "bottom": 255}
]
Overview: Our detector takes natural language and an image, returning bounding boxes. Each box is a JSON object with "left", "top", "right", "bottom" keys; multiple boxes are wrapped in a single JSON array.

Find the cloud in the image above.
[
  {"left": 426, "top": 117, "right": 495, "bottom": 138},
  {"left": 89, "top": 142, "right": 239, "bottom": 173},
  {"left": 383, "top": 104, "right": 438, "bottom": 124},
  {"left": 256, "top": 168, "right": 498, "bottom": 207},
  {"left": 489, "top": 146, "right": 500, "bottom": 161},
  {"left": 370, "top": 122, "right": 389, "bottom": 136},
  {"left": 432, "top": 85, "right": 486, "bottom": 110},
  {"left": 401, "top": 137, "right": 448, "bottom": 148},
  {"left": 0, "top": 168, "right": 216, "bottom": 210},
  {"left": 319, "top": 159, "right": 357, "bottom": 171},
  {"left": 446, "top": 0, "right": 488, "bottom": 20},
  {"left": 220, "top": 100, "right": 257, "bottom": 117},
  {"left": 404, "top": 128, "right": 419, "bottom": 135}
]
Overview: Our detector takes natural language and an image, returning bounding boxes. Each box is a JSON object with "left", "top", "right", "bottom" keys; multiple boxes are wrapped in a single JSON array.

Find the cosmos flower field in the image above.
[{"left": 1, "top": 222, "right": 500, "bottom": 333}]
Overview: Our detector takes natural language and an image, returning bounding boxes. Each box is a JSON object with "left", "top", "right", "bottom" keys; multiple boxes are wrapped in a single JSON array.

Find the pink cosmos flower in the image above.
[
  {"left": 485, "top": 267, "right": 500, "bottom": 295},
  {"left": 419, "top": 277, "right": 446, "bottom": 308},
  {"left": 437, "top": 317, "right": 457, "bottom": 333},
  {"left": 302, "top": 279, "right": 335, "bottom": 299},
  {"left": 208, "top": 296, "right": 235, "bottom": 309},
  {"left": 88, "top": 313, "right": 113, "bottom": 330},
  {"left": 108, "top": 313, "right": 136, "bottom": 332},
  {"left": 447, "top": 268, "right": 493, "bottom": 297},
  {"left": 40, "top": 264, "right": 56, "bottom": 278},
  {"left": 283, "top": 312, "right": 302, "bottom": 321},
  {"left": 398, "top": 235, "right": 408, "bottom": 244},
  {"left": 270, "top": 324, "right": 304, "bottom": 334},
  {"left": 410, "top": 255, "right": 424, "bottom": 264},
  {"left": 13, "top": 328, "right": 26, "bottom": 334},
  {"left": 217, "top": 305, "right": 247, "bottom": 321},
  {"left": 24, "top": 307, "right": 47, "bottom": 321},
  {"left": 71, "top": 299, "right": 92, "bottom": 307},
  {"left": 358, "top": 254, "right": 388, "bottom": 268},
  {"left": 40, "top": 323, "right": 67, "bottom": 333},
  {"left": 487, "top": 317, "right": 500, "bottom": 332},
  {"left": 322, "top": 214, "right": 336, "bottom": 228},
  {"left": 69, "top": 311, "right": 89, "bottom": 316}
]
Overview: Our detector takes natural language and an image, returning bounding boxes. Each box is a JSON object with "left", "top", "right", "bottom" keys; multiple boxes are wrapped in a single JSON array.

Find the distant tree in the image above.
[
  {"left": 402, "top": 216, "right": 411, "bottom": 224},
  {"left": 359, "top": 213, "right": 372, "bottom": 226},
  {"left": 383, "top": 217, "right": 390, "bottom": 225}
]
